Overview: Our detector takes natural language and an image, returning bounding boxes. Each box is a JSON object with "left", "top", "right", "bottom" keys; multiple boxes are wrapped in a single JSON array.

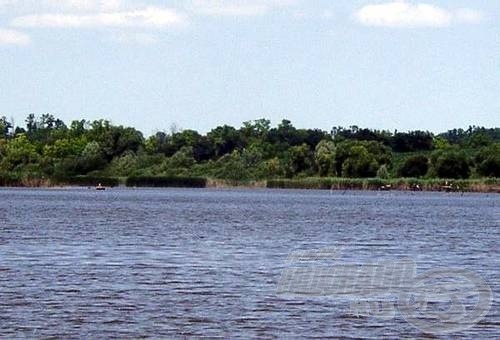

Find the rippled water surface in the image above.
[{"left": 0, "top": 188, "right": 498, "bottom": 338}]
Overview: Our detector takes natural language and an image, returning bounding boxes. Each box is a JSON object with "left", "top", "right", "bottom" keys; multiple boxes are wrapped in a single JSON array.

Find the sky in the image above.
[{"left": 0, "top": 0, "right": 498, "bottom": 135}]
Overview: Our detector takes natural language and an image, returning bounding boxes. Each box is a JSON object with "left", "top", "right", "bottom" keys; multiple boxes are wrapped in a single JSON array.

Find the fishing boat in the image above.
[{"left": 96, "top": 183, "right": 106, "bottom": 191}]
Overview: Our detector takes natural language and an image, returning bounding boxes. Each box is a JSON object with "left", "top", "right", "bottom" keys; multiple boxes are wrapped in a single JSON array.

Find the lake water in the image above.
[{"left": 0, "top": 188, "right": 498, "bottom": 338}]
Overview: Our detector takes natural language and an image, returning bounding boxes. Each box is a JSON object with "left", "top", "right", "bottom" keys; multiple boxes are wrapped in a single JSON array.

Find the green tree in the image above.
[
  {"left": 53, "top": 140, "right": 105, "bottom": 177},
  {"left": 260, "top": 157, "right": 281, "bottom": 178},
  {"left": 24, "top": 114, "right": 67, "bottom": 143},
  {"left": 315, "top": 139, "right": 335, "bottom": 176},
  {"left": 399, "top": 155, "right": 429, "bottom": 178},
  {"left": 43, "top": 137, "right": 87, "bottom": 159},
  {"left": 341, "top": 145, "right": 378, "bottom": 178},
  {"left": 0, "top": 116, "right": 12, "bottom": 139},
  {"left": 391, "top": 131, "right": 433, "bottom": 152},
  {"left": 78, "top": 141, "right": 106, "bottom": 173},
  {"left": 168, "top": 146, "right": 196, "bottom": 169},
  {"left": 0, "top": 115, "right": 498, "bottom": 182},
  {"left": 285, "top": 143, "right": 313, "bottom": 177},
  {"left": 433, "top": 136, "right": 450, "bottom": 150},
  {"left": 241, "top": 118, "right": 271, "bottom": 141},
  {"left": 208, "top": 125, "right": 243, "bottom": 157},
  {"left": 241, "top": 144, "right": 264, "bottom": 168},
  {"left": 334, "top": 140, "right": 390, "bottom": 177},
  {"left": 1, "top": 134, "right": 39, "bottom": 170},
  {"left": 99, "top": 126, "right": 144, "bottom": 160},
  {"left": 106, "top": 152, "right": 139, "bottom": 176},
  {"left": 467, "top": 132, "right": 493, "bottom": 148},
  {"left": 25, "top": 114, "right": 36, "bottom": 135},
  {"left": 160, "top": 130, "right": 215, "bottom": 161},
  {"left": 145, "top": 131, "right": 170, "bottom": 154},
  {"left": 69, "top": 120, "right": 87, "bottom": 137},
  {"left": 430, "top": 150, "right": 470, "bottom": 179},
  {"left": 475, "top": 143, "right": 500, "bottom": 177},
  {"left": 376, "top": 164, "right": 390, "bottom": 179},
  {"left": 213, "top": 150, "right": 251, "bottom": 180}
]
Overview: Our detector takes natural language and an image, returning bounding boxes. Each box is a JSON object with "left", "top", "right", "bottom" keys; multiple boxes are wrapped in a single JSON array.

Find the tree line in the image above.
[{"left": 0, "top": 114, "right": 499, "bottom": 181}]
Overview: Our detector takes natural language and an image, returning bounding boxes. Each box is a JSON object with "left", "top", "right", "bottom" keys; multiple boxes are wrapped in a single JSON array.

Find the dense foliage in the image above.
[
  {"left": 398, "top": 155, "right": 429, "bottom": 178},
  {"left": 0, "top": 114, "right": 498, "bottom": 184}
]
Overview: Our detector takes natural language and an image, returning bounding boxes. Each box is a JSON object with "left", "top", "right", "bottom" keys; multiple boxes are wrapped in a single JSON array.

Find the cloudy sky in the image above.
[{"left": 0, "top": 0, "right": 498, "bottom": 134}]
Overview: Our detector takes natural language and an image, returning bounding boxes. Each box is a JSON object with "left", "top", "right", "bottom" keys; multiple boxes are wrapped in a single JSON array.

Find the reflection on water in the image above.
[{"left": 0, "top": 188, "right": 498, "bottom": 338}]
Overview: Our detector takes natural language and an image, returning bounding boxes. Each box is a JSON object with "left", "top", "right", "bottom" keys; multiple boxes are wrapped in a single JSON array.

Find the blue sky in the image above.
[{"left": 0, "top": 0, "right": 498, "bottom": 135}]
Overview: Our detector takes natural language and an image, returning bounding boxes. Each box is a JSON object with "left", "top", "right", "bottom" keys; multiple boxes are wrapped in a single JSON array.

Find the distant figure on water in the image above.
[{"left": 411, "top": 184, "right": 422, "bottom": 191}]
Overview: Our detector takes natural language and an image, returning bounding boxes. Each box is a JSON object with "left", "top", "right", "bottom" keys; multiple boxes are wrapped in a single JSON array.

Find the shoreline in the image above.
[{"left": 0, "top": 177, "right": 499, "bottom": 193}]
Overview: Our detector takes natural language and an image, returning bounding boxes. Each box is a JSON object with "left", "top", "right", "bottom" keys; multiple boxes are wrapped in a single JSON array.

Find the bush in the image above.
[
  {"left": 431, "top": 150, "right": 471, "bottom": 179},
  {"left": 376, "top": 164, "right": 390, "bottom": 179},
  {"left": 315, "top": 140, "right": 335, "bottom": 176},
  {"left": 341, "top": 145, "right": 379, "bottom": 178},
  {"left": 105, "top": 152, "right": 139, "bottom": 176},
  {"left": 398, "top": 155, "right": 429, "bottom": 178},
  {"left": 334, "top": 140, "right": 390, "bottom": 177},
  {"left": 477, "top": 158, "right": 500, "bottom": 178},
  {"left": 212, "top": 152, "right": 252, "bottom": 181},
  {"left": 126, "top": 176, "right": 207, "bottom": 188},
  {"left": 475, "top": 143, "right": 500, "bottom": 177}
]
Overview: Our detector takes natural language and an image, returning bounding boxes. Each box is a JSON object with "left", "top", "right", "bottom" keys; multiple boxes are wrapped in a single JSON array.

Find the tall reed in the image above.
[{"left": 126, "top": 176, "right": 207, "bottom": 188}]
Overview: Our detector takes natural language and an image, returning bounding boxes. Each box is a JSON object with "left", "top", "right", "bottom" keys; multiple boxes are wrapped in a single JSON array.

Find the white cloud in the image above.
[
  {"left": 355, "top": 2, "right": 483, "bottom": 28},
  {"left": 46, "top": 0, "right": 123, "bottom": 12},
  {"left": 0, "top": 28, "right": 30, "bottom": 45},
  {"left": 0, "top": 0, "right": 123, "bottom": 13},
  {"left": 11, "top": 7, "right": 186, "bottom": 28},
  {"left": 189, "top": 0, "right": 297, "bottom": 17}
]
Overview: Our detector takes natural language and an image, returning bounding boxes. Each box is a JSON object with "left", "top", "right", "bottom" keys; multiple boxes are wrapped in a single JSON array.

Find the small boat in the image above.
[
  {"left": 441, "top": 185, "right": 458, "bottom": 192},
  {"left": 96, "top": 183, "right": 106, "bottom": 191}
]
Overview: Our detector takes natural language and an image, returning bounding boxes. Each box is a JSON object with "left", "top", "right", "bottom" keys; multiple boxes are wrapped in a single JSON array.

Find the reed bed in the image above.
[
  {"left": 126, "top": 176, "right": 207, "bottom": 188},
  {"left": 0, "top": 173, "right": 22, "bottom": 187},
  {"left": 58, "top": 176, "right": 121, "bottom": 187},
  {"left": 267, "top": 177, "right": 500, "bottom": 192},
  {"left": 206, "top": 179, "right": 266, "bottom": 188}
]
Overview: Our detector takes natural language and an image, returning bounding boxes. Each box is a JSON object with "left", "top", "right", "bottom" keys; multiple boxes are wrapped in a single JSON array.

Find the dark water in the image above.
[{"left": 0, "top": 188, "right": 498, "bottom": 338}]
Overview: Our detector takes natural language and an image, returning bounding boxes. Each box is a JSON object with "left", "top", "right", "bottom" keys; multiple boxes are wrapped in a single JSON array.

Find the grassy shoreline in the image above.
[
  {"left": 266, "top": 177, "right": 500, "bottom": 193},
  {"left": 1, "top": 175, "right": 499, "bottom": 193}
]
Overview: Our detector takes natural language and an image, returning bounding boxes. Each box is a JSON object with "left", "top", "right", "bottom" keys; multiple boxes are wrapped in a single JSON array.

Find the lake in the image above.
[{"left": 0, "top": 188, "right": 498, "bottom": 338}]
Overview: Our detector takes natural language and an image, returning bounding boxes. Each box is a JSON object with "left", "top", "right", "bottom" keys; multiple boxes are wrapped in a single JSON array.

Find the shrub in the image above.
[
  {"left": 105, "top": 152, "right": 139, "bottom": 176},
  {"left": 341, "top": 145, "right": 378, "bottom": 178},
  {"left": 376, "top": 164, "right": 390, "bottom": 179},
  {"left": 431, "top": 150, "right": 471, "bottom": 179},
  {"left": 398, "top": 155, "right": 429, "bottom": 178},
  {"left": 315, "top": 140, "right": 335, "bottom": 176},
  {"left": 334, "top": 140, "right": 391, "bottom": 176},
  {"left": 477, "top": 158, "right": 500, "bottom": 178},
  {"left": 212, "top": 151, "right": 252, "bottom": 181},
  {"left": 475, "top": 143, "right": 500, "bottom": 177}
]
